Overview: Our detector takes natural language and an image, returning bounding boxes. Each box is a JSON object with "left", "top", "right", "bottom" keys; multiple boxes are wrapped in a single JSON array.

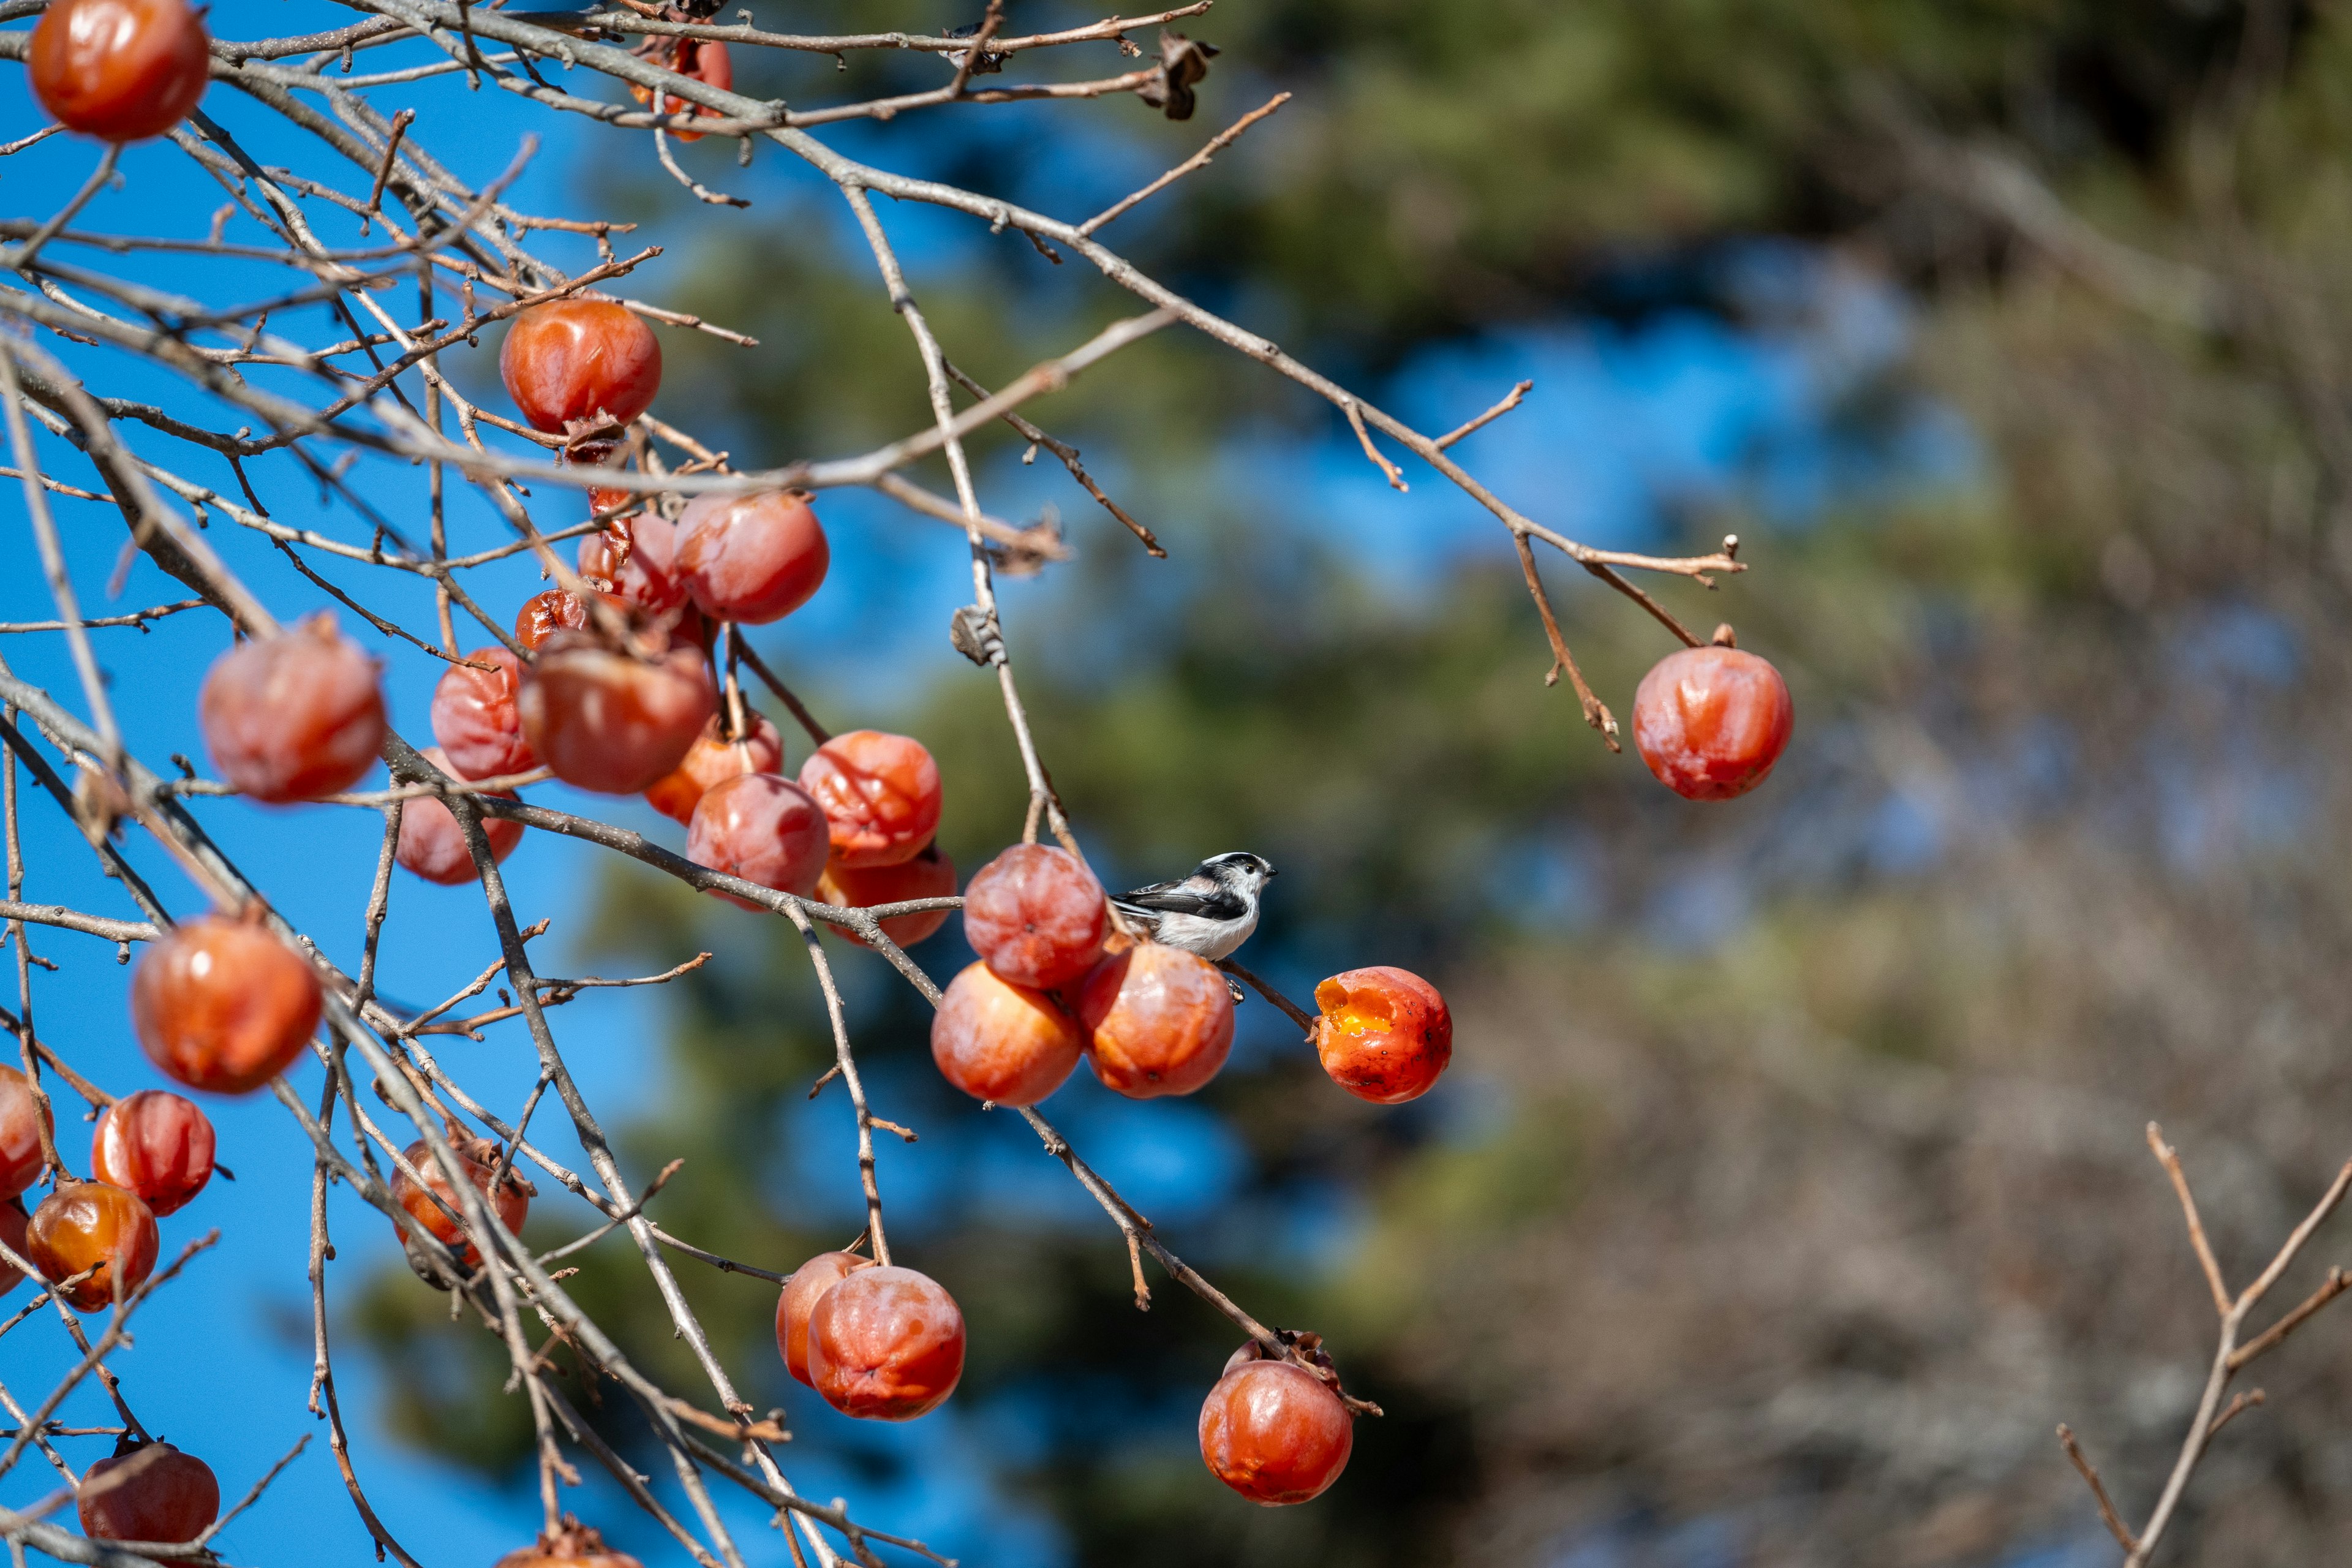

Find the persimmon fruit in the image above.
[
  {"left": 130, "top": 914, "right": 322, "bottom": 1095},
  {"left": 395, "top": 747, "right": 526, "bottom": 885},
  {"left": 494, "top": 1520, "right": 644, "bottom": 1568},
  {"left": 799, "top": 730, "right": 941, "bottom": 869},
  {"left": 78, "top": 1441, "right": 220, "bottom": 1544},
  {"left": 1311, "top": 967, "right": 1453, "bottom": 1104},
  {"left": 90, "top": 1090, "right": 214, "bottom": 1217},
  {"left": 198, "top": 615, "right": 386, "bottom": 803},
  {"left": 0, "top": 1065, "right": 52, "bottom": 1201},
  {"left": 687, "top": 772, "right": 829, "bottom": 905},
  {"left": 1199, "top": 1345, "right": 1355, "bottom": 1505},
  {"left": 519, "top": 634, "right": 715, "bottom": 794},
  {"left": 500, "top": 300, "right": 662, "bottom": 435},
  {"left": 1079, "top": 942, "right": 1235, "bottom": 1099},
  {"left": 29, "top": 0, "right": 210, "bottom": 143},
  {"left": 805, "top": 1264, "right": 965, "bottom": 1421},
  {"left": 1631, "top": 636, "right": 1793, "bottom": 802},
  {"left": 390, "top": 1131, "right": 533, "bottom": 1272},
  {"left": 962, "top": 845, "right": 1107, "bottom": 990},
  {"left": 816, "top": 842, "right": 957, "bottom": 949},
  {"left": 930, "top": 961, "right": 1084, "bottom": 1106},
  {"left": 675, "top": 490, "right": 829, "bottom": 625},
  {"left": 644, "top": 713, "right": 782, "bottom": 825},
  {"left": 431, "top": 647, "right": 536, "bottom": 781},
  {"left": 774, "top": 1250, "right": 875, "bottom": 1387},
  {"left": 26, "top": 1180, "right": 157, "bottom": 1311}
]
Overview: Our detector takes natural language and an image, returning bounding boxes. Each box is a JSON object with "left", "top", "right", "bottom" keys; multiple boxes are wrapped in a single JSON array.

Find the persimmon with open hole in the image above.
[
  {"left": 90, "top": 1090, "right": 215, "bottom": 1217},
  {"left": 805, "top": 1264, "right": 966, "bottom": 1421},
  {"left": 962, "top": 844, "right": 1107, "bottom": 990},
  {"left": 26, "top": 1180, "right": 158, "bottom": 1311},
  {"left": 198, "top": 614, "right": 386, "bottom": 804},
  {"left": 130, "top": 913, "right": 323, "bottom": 1095},
  {"left": 390, "top": 1129, "right": 534, "bottom": 1272},
  {"left": 1311, "top": 967, "right": 1453, "bottom": 1104},
  {"left": 774, "top": 1250, "right": 876, "bottom": 1387}
]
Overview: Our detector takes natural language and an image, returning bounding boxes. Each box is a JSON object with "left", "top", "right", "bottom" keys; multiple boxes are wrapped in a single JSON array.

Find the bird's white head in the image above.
[{"left": 1199, "top": 851, "right": 1276, "bottom": 894}]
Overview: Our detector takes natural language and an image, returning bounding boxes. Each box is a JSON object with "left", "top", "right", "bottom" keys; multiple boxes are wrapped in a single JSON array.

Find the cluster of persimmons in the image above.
[{"left": 12, "top": 0, "right": 1799, "bottom": 1551}]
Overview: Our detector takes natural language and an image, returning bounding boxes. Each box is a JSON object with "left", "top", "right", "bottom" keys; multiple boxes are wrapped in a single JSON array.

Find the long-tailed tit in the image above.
[{"left": 1111, "top": 852, "right": 1276, "bottom": 962}]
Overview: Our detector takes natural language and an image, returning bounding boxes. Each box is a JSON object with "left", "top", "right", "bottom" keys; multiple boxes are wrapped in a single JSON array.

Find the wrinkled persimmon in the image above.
[
  {"left": 90, "top": 1090, "right": 215, "bottom": 1217},
  {"left": 500, "top": 300, "right": 662, "bottom": 435},
  {"left": 675, "top": 490, "right": 829, "bottom": 624},
  {"left": 816, "top": 843, "right": 957, "bottom": 949},
  {"left": 519, "top": 634, "right": 715, "bottom": 794},
  {"left": 396, "top": 747, "right": 526, "bottom": 885},
  {"left": 1079, "top": 943, "right": 1235, "bottom": 1099},
  {"left": 30, "top": 0, "right": 210, "bottom": 143},
  {"left": 26, "top": 1180, "right": 158, "bottom": 1311},
  {"left": 0, "top": 1065, "right": 53, "bottom": 1202},
  {"left": 774, "top": 1250, "right": 875, "bottom": 1387},
  {"left": 514, "top": 589, "right": 594, "bottom": 651},
  {"left": 1311, "top": 967, "right": 1452, "bottom": 1104},
  {"left": 494, "top": 1519, "right": 644, "bottom": 1568},
  {"left": 579, "top": 513, "right": 689, "bottom": 617},
  {"left": 1631, "top": 636, "right": 1794, "bottom": 802},
  {"left": 687, "top": 772, "right": 829, "bottom": 905},
  {"left": 431, "top": 647, "right": 537, "bottom": 781},
  {"left": 130, "top": 914, "right": 322, "bottom": 1095},
  {"left": 931, "top": 962, "right": 1084, "bottom": 1106},
  {"left": 78, "top": 1442, "right": 220, "bottom": 1543},
  {"left": 962, "top": 845, "right": 1107, "bottom": 990},
  {"left": 799, "top": 731, "right": 941, "bottom": 869},
  {"left": 805, "top": 1264, "right": 965, "bottom": 1421},
  {"left": 390, "top": 1131, "right": 533, "bottom": 1271},
  {"left": 1199, "top": 1347, "right": 1355, "bottom": 1505},
  {"left": 198, "top": 615, "right": 386, "bottom": 803},
  {"left": 645, "top": 714, "right": 782, "bottom": 824}
]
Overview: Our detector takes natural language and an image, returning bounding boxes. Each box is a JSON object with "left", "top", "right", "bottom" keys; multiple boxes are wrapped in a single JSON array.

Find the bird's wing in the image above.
[{"left": 1114, "top": 877, "right": 1250, "bottom": 920}]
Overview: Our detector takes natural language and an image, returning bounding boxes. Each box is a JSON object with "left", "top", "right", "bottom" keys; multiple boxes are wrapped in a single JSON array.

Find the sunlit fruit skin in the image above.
[
  {"left": 962, "top": 845, "right": 1107, "bottom": 990},
  {"left": 395, "top": 747, "right": 526, "bottom": 885},
  {"left": 430, "top": 647, "right": 537, "bottom": 780},
  {"left": 499, "top": 300, "right": 662, "bottom": 435},
  {"left": 579, "top": 513, "right": 689, "bottom": 617},
  {"left": 799, "top": 731, "right": 941, "bottom": 869},
  {"left": 493, "top": 1520, "right": 645, "bottom": 1568},
  {"left": 390, "top": 1137, "right": 531, "bottom": 1270},
  {"left": 687, "top": 772, "right": 829, "bottom": 907},
  {"left": 774, "top": 1250, "right": 875, "bottom": 1387},
  {"left": 198, "top": 614, "right": 386, "bottom": 804},
  {"left": 29, "top": 0, "right": 210, "bottom": 143},
  {"left": 78, "top": 1442, "right": 220, "bottom": 1543},
  {"left": 1631, "top": 644, "right": 1793, "bottom": 802},
  {"left": 675, "top": 490, "right": 829, "bottom": 625},
  {"left": 519, "top": 634, "right": 715, "bottom": 794},
  {"left": 1199, "top": 1354, "right": 1355, "bottom": 1506},
  {"left": 0, "top": 1200, "right": 28, "bottom": 1295},
  {"left": 130, "top": 914, "right": 322, "bottom": 1095},
  {"left": 89, "top": 1091, "right": 214, "bottom": 1218},
  {"left": 644, "top": 714, "right": 782, "bottom": 824},
  {"left": 514, "top": 589, "right": 593, "bottom": 651},
  {"left": 1311, "top": 967, "right": 1453, "bottom": 1104},
  {"left": 930, "top": 962, "right": 1084, "bottom": 1106},
  {"left": 26, "top": 1181, "right": 158, "bottom": 1312},
  {"left": 805, "top": 1265, "right": 965, "bottom": 1421},
  {"left": 1079, "top": 943, "right": 1235, "bottom": 1099},
  {"left": 816, "top": 842, "right": 956, "bottom": 949},
  {"left": 628, "top": 36, "right": 733, "bottom": 141},
  {"left": 0, "top": 1065, "right": 53, "bottom": 1201}
]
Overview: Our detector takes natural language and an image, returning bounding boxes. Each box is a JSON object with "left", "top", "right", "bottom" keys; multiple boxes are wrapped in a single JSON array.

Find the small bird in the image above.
[{"left": 1112, "top": 852, "right": 1276, "bottom": 963}]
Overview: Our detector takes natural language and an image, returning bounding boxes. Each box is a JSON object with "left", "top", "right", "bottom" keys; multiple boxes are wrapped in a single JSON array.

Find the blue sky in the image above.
[{"left": 0, "top": 10, "right": 1958, "bottom": 1564}]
